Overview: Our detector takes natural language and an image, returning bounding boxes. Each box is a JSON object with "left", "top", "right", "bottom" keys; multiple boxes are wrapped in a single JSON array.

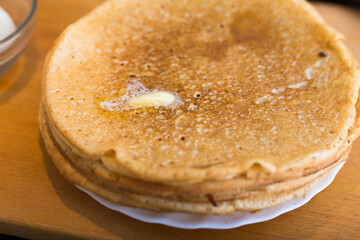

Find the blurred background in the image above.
[{"left": 311, "top": 0, "right": 360, "bottom": 7}]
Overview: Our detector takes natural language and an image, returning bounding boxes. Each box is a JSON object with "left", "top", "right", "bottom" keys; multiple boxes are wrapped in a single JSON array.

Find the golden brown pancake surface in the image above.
[{"left": 43, "top": 0, "right": 360, "bottom": 184}]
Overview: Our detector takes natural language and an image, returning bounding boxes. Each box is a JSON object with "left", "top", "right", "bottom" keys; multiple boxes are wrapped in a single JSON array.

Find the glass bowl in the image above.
[{"left": 0, "top": 0, "right": 37, "bottom": 77}]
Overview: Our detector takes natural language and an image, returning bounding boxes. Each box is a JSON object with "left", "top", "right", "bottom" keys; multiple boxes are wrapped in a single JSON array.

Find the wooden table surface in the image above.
[{"left": 0, "top": 1, "right": 359, "bottom": 239}]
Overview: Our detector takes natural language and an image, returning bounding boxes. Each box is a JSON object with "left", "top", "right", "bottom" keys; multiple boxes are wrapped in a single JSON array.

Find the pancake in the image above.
[
  {"left": 41, "top": 0, "right": 360, "bottom": 214},
  {"left": 42, "top": 101, "right": 356, "bottom": 203},
  {"left": 40, "top": 106, "right": 351, "bottom": 213}
]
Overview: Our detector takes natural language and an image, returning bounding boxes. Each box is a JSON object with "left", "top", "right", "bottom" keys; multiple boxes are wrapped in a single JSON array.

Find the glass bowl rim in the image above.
[{"left": 0, "top": 0, "right": 37, "bottom": 45}]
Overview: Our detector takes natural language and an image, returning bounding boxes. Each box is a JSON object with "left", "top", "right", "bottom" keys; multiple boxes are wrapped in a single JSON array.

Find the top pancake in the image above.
[{"left": 43, "top": 0, "right": 360, "bottom": 183}]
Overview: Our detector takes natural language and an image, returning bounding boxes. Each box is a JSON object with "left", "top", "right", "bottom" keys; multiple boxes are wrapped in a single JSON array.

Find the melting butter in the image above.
[{"left": 128, "top": 91, "right": 175, "bottom": 108}]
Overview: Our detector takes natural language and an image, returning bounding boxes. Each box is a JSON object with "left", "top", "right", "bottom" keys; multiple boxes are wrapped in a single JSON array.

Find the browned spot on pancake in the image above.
[
  {"left": 205, "top": 193, "right": 218, "bottom": 207},
  {"left": 318, "top": 51, "right": 327, "bottom": 58},
  {"left": 250, "top": 209, "right": 261, "bottom": 214},
  {"left": 229, "top": 11, "right": 271, "bottom": 44},
  {"left": 201, "top": 40, "right": 231, "bottom": 61}
]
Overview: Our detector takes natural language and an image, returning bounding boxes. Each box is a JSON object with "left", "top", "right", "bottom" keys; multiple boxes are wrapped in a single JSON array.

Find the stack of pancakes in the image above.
[{"left": 40, "top": 0, "right": 360, "bottom": 214}]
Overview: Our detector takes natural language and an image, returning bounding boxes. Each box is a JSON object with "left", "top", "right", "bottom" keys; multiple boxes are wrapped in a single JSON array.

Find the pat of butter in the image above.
[{"left": 128, "top": 91, "right": 175, "bottom": 108}]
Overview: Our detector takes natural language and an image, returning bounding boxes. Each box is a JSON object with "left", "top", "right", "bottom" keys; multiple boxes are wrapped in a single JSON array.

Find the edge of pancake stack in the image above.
[{"left": 40, "top": 0, "right": 360, "bottom": 214}]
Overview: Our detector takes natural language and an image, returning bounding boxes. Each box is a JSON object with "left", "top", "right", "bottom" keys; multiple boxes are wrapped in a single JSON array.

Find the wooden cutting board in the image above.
[{"left": 0, "top": 1, "right": 359, "bottom": 239}]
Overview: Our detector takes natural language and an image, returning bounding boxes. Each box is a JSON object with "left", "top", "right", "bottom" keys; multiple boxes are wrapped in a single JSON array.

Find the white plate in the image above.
[{"left": 77, "top": 161, "right": 345, "bottom": 229}]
